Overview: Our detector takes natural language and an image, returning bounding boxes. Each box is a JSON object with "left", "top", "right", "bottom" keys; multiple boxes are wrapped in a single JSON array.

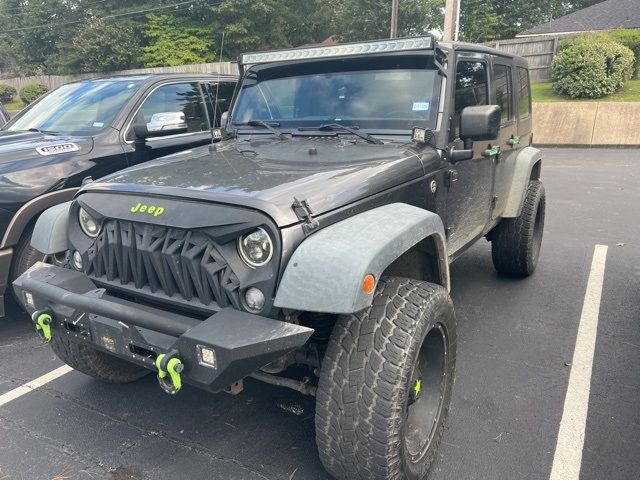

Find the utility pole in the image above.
[
  {"left": 443, "top": 0, "right": 461, "bottom": 41},
  {"left": 390, "top": 0, "right": 399, "bottom": 38}
]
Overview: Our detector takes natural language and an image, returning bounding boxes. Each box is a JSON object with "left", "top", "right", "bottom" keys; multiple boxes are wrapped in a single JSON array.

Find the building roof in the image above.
[{"left": 518, "top": 0, "right": 640, "bottom": 37}]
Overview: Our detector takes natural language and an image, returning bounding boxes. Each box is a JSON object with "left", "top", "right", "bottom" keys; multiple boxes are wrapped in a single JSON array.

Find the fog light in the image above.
[
  {"left": 196, "top": 345, "right": 217, "bottom": 369},
  {"left": 72, "top": 251, "right": 83, "bottom": 270},
  {"left": 244, "top": 287, "right": 265, "bottom": 311}
]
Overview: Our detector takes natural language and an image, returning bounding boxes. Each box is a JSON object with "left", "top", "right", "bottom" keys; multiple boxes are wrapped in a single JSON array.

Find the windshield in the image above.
[
  {"left": 5, "top": 80, "right": 142, "bottom": 135},
  {"left": 232, "top": 55, "right": 440, "bottom": 133}
]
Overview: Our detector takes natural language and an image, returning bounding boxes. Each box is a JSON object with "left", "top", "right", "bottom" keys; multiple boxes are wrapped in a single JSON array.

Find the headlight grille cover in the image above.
[{"left": 85, "top": 219, "right": 241, "bottom": 308}]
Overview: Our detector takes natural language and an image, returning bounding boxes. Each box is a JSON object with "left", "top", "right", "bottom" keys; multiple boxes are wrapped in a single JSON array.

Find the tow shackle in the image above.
[
  {"left": 32, "top": 310, "right": 53, "bottom": 343},
  {"left": 155, "top": 350, "right": 184, "bottom": 395}
]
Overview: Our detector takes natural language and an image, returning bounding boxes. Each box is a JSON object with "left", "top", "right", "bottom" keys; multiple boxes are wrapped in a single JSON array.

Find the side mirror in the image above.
[
  {"left": 460, "top": 105, "right": 501, "bottom": 142},
  {"left": 220, "top": 111, "right": 229, "bottom": 129},
  {"left": 146, "top": 111, "right": 188, "bottom": 135}
]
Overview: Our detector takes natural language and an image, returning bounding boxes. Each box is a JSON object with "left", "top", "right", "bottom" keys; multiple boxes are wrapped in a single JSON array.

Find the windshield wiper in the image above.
[
  {"left": 298, "top": 123, "right": 383, "bottom": 145},
  {"left": 27, "top": 127, "right": 57, "bottom": 134},
  {"left": 235, "top": 120, "right": 288, "bottom": 140}
]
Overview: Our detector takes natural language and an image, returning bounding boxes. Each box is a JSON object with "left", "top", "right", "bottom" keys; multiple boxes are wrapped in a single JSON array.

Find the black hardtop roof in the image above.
[{"left": 440, "top": 40, "right": 527, "bottom": 62}]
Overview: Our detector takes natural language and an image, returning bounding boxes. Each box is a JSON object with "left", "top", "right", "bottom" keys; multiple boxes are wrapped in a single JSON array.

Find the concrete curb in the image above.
[{"left": 533, "top": 102, "right": 640, "bottom": 148}]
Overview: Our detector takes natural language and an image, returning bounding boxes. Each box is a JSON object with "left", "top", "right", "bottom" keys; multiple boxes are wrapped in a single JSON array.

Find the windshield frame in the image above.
[
  {"left": 3, "top": 79, "right": 143, "bottom": 136},
  {"left": 230, "top": 52, "right": 442, "bottom": 138}
]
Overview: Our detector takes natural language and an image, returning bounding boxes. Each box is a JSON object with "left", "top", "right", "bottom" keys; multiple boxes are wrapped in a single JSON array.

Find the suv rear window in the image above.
[
  {"left": 517, "top": 67, "right": 532, "bottom": 119},
  {"left": 494, "top": 64, "right": 512, "bottom": 124}
]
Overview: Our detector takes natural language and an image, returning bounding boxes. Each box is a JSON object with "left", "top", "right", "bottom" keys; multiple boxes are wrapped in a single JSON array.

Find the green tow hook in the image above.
[
  {"left": 32, "top": 311, "right": 53, "bottom": 343},
  {"left": 155, "top": 353, "right": 184, "bottom": 395}
]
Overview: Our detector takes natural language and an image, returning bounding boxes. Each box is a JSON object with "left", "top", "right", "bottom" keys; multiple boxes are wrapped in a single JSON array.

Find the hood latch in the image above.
[{"left": 292, "top": 197, "right": 319, "bottom": 235}]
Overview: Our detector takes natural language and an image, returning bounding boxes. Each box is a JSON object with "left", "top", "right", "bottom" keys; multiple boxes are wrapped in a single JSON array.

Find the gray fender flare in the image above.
[
  {"left": 274, "top": 203, "right": 449, "bottom": 314},
  {"left": 31, "top": 201, "right": 72, "bottom": 254},
  {"left": 502, "top": 146, "right": 543, "bottom": 218}
]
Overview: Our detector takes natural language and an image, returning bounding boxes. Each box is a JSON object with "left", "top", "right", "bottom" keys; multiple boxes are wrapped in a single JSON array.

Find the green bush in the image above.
[
  {"left": 611, "top": 29, "right": 640, "bottom": 77},
  {"left": 551, "top": 37, "right": 634, "bottom": 99},
  {"left": 19, "top": 83, "right": 49, "bottom": 104},
  {"left": 0, "top": 84, "right": 17, "bottom": 103}
]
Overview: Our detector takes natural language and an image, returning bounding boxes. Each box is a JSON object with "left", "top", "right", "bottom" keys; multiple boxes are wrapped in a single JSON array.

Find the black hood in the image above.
[
  {"left": 86, "top": 136, "right": 433, "bottom": 226},
  {"left": 0, "top": 130, "right": 95, "bottom": 206}
]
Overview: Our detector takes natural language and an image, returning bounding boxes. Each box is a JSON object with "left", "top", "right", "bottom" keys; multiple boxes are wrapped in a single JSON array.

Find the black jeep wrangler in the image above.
[{"left": 15, "top": 37, "right": 545, "bottom": 480}]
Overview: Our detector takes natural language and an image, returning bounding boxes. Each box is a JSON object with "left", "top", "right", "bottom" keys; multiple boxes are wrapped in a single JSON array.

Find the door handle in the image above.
[
  {"left": 482, "top": 145, "right": 500, "bottom": 158},
  {"left": 507, "top": 136, "right": 520, "bottom": 146}
]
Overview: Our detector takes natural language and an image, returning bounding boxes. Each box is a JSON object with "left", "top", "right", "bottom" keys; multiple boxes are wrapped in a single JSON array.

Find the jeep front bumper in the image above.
[{"left": 14, "top": 263, "right": 313, "bottom": 394}]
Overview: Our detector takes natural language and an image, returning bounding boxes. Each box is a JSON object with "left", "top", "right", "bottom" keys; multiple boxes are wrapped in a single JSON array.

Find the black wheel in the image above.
[
  {"left": 491, "top": 180, "right": 545, "bottom": 277},
  {"left": 9, "top": 226, "right": 45, "bottom": 304},
  {"left": 315, "top": 277, "right": 456, "bottom": 480},
  {"left": 50, "top": 328, "right": 149, "bottom": 383}
]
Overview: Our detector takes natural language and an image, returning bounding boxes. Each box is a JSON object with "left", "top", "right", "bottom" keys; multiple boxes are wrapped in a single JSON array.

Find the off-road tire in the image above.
[
  {"left": 50, "top": 328, "right": 149, "bottom": 383},
  {"left": 491, "top": 180, "right": 545, "bottom": 277},
  {"left": 315, "top": 277, "right": 456, "bottom": 480},
  {"left": 9, "top": 226, "right": 45, "bottom": 303}
]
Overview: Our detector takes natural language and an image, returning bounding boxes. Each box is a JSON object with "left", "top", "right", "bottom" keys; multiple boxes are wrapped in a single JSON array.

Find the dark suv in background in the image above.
[{"left": 0, "top": 73, "right": 237, "bottom": 316}]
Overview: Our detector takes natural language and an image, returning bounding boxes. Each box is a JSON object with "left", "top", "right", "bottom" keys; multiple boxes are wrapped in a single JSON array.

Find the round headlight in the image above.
[
  {"left": 78, "top": 207, "right": 101, "bottom": 238},
  {"left": 238, "top": 227, "right": 273, "bottom": 267}
]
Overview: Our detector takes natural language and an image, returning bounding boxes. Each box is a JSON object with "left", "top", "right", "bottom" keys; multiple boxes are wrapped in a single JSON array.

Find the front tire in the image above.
[
  {"left": 10, "top": 226, "right": 45, "bottom": 303},
  {"left": 491, "top": 180, "right": 545, "bottom": 277},
  {"left": 50, "top": 328, "right": 149, "bottom": 383},
  {"left": 315, "top": 277, "right": 457, "bottom": 480}
]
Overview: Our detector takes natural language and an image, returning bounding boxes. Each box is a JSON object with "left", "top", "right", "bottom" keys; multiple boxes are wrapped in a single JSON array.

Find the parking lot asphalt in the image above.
[{"left": 0, "top": 148, "right": 639, "bottom": 480}]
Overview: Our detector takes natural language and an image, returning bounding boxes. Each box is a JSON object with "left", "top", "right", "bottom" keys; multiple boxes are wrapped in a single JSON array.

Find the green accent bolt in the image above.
[
  {"left": 33, "top": 312, "right": 52, "bottom": 343},
  {"left": 413, "top": 379, "right": 422, "bottom": 398},
  {"left": 155, "top": 354, "right": 183, "bottom": 394}
]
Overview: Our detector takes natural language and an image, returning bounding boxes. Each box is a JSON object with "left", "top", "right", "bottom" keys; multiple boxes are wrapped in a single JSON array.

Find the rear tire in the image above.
[
  {"left": 491, "top": 180, "right": 545, "bottom": 277},
  {"left": 315, "top": 277, "right": 456, "bottom": 480},
  {"left": 50, "top": 328, "right": 149, "bottom": 383},
  {"left": 10, "top": 226, "right": 45, "bottom": 304}
]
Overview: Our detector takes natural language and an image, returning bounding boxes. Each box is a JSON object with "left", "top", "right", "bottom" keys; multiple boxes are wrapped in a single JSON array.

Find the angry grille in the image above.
[{"left": 85, "top": 220, "right": 241, "bottom": 308}]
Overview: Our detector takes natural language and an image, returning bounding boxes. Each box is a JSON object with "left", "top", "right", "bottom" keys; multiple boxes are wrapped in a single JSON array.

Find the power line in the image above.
[{"left": 0, "top": 0, "right": 222, "bottom": 33}]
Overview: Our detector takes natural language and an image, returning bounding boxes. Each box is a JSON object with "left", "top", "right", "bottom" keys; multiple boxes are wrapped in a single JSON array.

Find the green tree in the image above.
[
  {"left": 459, "top": 0, "right": 604, "bottom": 43},
  {"left": 50, "top": 18, "right": 140, "bottom": 73},
  {"left": 140, "top": 14, "right": 215, "bottom": 67},
  {"left": 331, "top": 0, "right": 444, "bottom": 42}
]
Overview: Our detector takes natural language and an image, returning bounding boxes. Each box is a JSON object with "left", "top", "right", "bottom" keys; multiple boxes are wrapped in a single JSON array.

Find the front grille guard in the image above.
[{"left": 85, "top": 220, "right": 241, "bottom": 309}]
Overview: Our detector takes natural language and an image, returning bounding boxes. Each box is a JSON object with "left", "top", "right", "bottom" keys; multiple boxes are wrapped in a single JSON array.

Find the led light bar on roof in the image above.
[{"left": 241, "top": 36, "right": 433, "bottom": 65}]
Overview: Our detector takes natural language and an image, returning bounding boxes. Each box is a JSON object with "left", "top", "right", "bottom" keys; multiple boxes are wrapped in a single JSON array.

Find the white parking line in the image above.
[
  {"left": 550, "top": 244, "right": 608, "bottom": 480},
  {"left": 0, "top": 365, "right": 73, "bottom": 408}
]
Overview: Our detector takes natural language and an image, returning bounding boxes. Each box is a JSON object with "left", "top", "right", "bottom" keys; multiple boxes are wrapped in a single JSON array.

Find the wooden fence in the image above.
[
  {"left": 485, "top": 35, "right": 561, "bottom": 82},
  {"left": 0, "top": 61, "right": 239, "bottom": 92}
]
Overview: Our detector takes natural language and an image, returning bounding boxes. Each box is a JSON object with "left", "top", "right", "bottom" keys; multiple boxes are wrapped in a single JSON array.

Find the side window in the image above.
[
  {"left": 451, "top": 60, "right": 488, "bottom": 140},
  {"left": 208, "top": 82, "right": 236, "bottom": 126},
  {"left": 494, "top": 64, "right": 512, "bottom": 124},
  {"left": 517, "top": 67, "right": 532, "bottom": 119},
  {"left": 139, "top": 82, "right": 209, "bottom": 136}
]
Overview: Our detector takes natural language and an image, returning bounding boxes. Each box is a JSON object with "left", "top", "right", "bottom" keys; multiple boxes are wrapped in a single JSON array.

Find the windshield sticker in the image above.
[
  {"left": 35, "top": 143, "right": 80, "bottom": 156},
  {"left": 92, "top": 122, "right": 104, "bottom": 128},
  {"left": 412, "top": 101, "right": 430, "bottom": 112}
]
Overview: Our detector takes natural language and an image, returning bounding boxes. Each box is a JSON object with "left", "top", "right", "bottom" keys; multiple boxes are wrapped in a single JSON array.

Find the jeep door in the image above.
[
  {"left": 445, "top": 55, "right": 496, "bottom": 255},
  {"left": 122, "top": 81, "right": 214, "bottom": 165},
  {"left": 489, "top": 57, "right": 518, "bottom": 219}
]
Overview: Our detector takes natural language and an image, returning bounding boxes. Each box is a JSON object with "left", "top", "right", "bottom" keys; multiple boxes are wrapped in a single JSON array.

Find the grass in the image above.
[
  {"left": 3, "top": 99, "right": 25, "bottom": 111},
  {"left": 532, "top": 79, "right": 640, "bottom": 102}
]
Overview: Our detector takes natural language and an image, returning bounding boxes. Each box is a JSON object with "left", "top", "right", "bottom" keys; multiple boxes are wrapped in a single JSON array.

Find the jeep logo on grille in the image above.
[{"left": 130, "top": 202, "right": 165, "bottom": 217}]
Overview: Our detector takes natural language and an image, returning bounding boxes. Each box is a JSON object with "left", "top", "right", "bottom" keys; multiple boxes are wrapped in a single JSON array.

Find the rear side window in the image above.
[
  {"left": 451, "top": 60, "right": 488, "bottom": 139},
  {"left": 207, "top": 82, "right": 236, "bottom": 127},
  {"left": 517, "top": 67, "right": 532, "bottom": 119},
  {"left": 494, "top": 64, "right": 512, "bottom": 124}
]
